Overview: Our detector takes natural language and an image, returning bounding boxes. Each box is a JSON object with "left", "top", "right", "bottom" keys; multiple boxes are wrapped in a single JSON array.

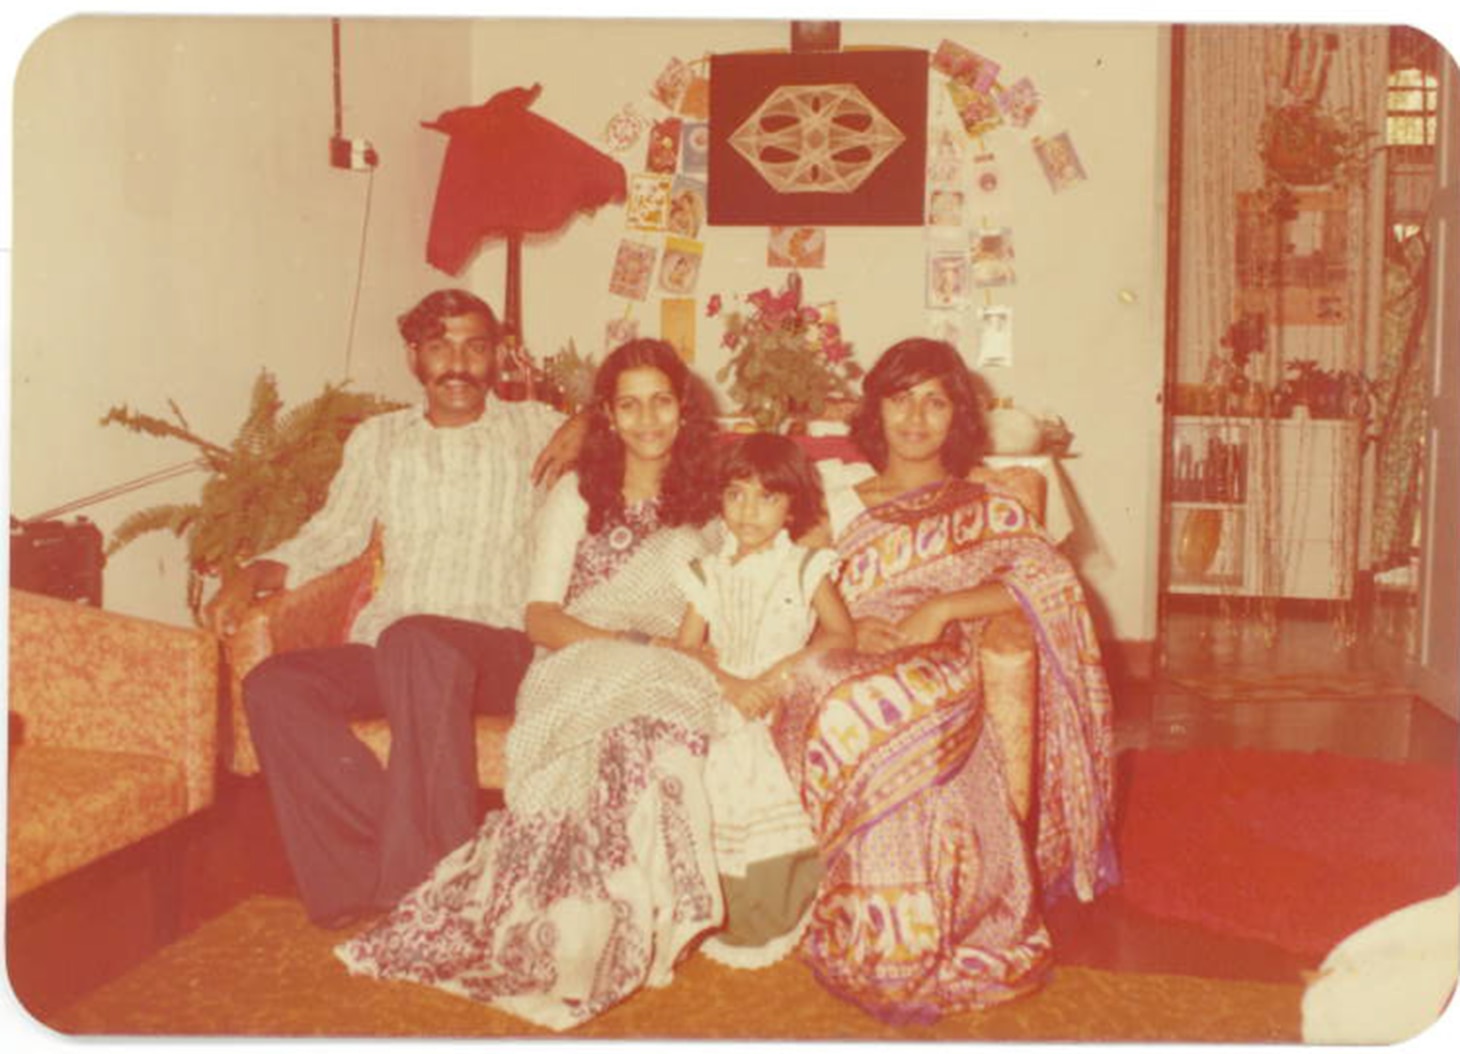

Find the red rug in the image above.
[{"left": 1114, "top": 748, "right": 1459, "bottom": 956}]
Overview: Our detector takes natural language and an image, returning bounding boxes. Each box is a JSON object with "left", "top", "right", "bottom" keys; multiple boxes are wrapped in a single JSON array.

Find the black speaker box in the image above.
[{"left": 9, "top": 517, "right": 105, "bottom": 606}]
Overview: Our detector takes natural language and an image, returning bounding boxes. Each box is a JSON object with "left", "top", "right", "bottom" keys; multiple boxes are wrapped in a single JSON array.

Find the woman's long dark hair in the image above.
[
  {"left": 577, "top": 338, "right": 720, "bottom": 533},
  {"left": 849, "top": 337, "right": 988, "bottom": 475}
]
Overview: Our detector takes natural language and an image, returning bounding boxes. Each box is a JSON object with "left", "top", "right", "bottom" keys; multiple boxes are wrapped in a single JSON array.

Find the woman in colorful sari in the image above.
[
  {"left": 336, "top": 339, "right": 728, "bottom": 1030},
  {"left": 776, "top": 337, "right": 1118, "bottom": 1023}
]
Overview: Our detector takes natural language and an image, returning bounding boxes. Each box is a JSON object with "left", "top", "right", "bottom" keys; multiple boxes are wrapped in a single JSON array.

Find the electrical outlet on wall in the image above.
[{"left": 329, "top": 135, "right": 379, "bottom": 171}]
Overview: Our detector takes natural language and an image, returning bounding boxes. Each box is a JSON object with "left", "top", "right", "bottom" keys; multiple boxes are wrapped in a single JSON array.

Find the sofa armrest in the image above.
[
  {"left": 221, "top": 540, "right": 377, "bottom": 775},
  {"left": 7, "top": 589, "right": 219, "bottom": 814}
]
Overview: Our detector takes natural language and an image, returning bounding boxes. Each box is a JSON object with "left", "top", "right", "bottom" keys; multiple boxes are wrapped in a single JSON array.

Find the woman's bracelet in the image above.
[{"left": 618, "top": 628, "right": 651, "bottom": 645}]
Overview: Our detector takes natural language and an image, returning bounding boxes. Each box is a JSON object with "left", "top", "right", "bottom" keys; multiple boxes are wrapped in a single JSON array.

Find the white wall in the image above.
[{"left": 10, "top": 16, "right": 1167, "bottom": 646}]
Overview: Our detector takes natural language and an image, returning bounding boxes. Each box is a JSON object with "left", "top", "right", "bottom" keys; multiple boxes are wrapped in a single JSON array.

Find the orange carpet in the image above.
[{"left": 48, "top": 896, "right": 1302, "bottom": 1041}]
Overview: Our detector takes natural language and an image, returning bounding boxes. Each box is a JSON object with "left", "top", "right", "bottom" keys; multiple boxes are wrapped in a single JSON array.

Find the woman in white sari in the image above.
[{"left": 336, "top": 339, "right": 728, "bottom": 1030}]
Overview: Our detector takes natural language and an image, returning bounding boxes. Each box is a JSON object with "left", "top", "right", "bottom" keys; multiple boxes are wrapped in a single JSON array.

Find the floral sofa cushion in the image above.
[
  {"left": 6, "top": 589, "right": 218, "bottom": 899},
  {"left": 6, "top": 746, "right": 187, "bottom": 899}
]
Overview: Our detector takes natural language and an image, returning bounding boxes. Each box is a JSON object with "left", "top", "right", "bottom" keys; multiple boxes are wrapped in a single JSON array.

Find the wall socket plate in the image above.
[{"left": 329, "top": 135, "right": 379, "bottom": 171}]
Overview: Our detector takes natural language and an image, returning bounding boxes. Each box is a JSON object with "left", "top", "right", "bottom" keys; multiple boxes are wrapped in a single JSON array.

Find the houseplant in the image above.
[
  {"left": 101, "top": 370, "right": 406, "bottom": 618},
  {"left": 711, "top": 272, "right": 863, "bottom": 433}
]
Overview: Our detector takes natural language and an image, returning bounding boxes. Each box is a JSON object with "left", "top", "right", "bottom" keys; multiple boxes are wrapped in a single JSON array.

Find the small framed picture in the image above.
[
  {"left": 767, "top": 226, "right": 827, "bottom": 268},
  {"left": 658, "top": 236, "right": 703, "bottom": 296},
  {"left": 927, "top": 250, "right": 970, "bottom": 309},
  {"left": 1034, "top": 132, "right": 1088, "bottom": 193},
  {"left": 609, "top": 240, "right": 657, "bottom": 301}
]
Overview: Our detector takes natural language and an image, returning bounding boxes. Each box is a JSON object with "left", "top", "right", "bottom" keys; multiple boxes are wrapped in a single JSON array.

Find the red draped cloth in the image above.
[{"left": 423, "top": 84, "right": 626, "bottom": 275}]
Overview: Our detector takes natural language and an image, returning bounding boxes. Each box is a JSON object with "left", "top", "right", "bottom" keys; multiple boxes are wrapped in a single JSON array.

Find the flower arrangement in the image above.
[{"left": 711, "top": 272, "right": 863, "bottom": 433}]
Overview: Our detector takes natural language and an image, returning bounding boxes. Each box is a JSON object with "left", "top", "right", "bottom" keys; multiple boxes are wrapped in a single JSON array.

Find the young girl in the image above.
[{"left": 675, "top": 433, "right": 853, "bottom": 968}]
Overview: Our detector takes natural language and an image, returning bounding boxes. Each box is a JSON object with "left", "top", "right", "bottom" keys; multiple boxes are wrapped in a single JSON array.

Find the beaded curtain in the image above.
[{"left": 1174, "top": 24, "right": 1385, "bottom": 643}]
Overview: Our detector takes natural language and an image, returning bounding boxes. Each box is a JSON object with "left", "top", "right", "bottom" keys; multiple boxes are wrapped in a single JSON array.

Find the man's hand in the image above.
[
  {"left": 531, "top": 412, "right": 589, "bottom": 488},
  {"left": 202, "top": 560, "right": 286, "bottom": 637}
]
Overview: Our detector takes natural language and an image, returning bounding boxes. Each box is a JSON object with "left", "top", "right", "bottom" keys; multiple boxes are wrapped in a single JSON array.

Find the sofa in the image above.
[
  {"left": 220, "top": 460, "right": 1046, "bottom": 821},
  {"left": 6, "top": 589, "right": 219, "bottom": 901}
]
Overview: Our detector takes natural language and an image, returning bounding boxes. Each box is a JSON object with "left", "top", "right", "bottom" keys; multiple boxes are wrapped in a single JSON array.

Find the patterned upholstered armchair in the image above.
[
  {"left": 6, "top": 589, "right": 219, "bottom": 900},
  {"left": 220, "top": 461, "right": 1046, "bottom": 821}
]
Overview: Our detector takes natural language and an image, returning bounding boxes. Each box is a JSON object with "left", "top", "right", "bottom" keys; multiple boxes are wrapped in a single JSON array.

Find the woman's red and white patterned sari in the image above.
[{"left": 772, "top": 476, "right": 1117, "bottom": 1023}]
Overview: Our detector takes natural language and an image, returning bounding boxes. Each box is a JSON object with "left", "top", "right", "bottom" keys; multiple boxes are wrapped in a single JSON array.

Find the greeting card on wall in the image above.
[
  {"left": 604, "top": 104, "right": 649, "bottom": 154},
  {"left": 947, "top": 81, "right": 1003, "bottom": 140},
  {"left": 646, "top": 117, "right": 683, "bottom": 174},
  {"left": 927, "top": 249, "right": 970, "bottom": 308},
  {"left": 679, "top": 67, "right": 711, "bottom": 120},
  {"left": 605, "top": 315, "right": 639, "bottom": 354},
  {"left": 928, "top": 187, "right": 965, "bottom": 227},
  {"left": 1034, "top": 132, "right": 1088, "bottom": 192},
  {"left": 997, "top": 78, "right": 1042, "bottom": 128},
  {"left": 975, "top": 304, "right": 1014, "bottom": 368},
  {"left": 971, "top": 227, "right": 1016, "bottom": 287},
  {"left": 680, "top": 122, "right": 709, "bottom": 174},
  {"left": 658, "top": 237, "right": 704, "bottom": 296},
  {"left": 708, "top": 49, "right": 928, "bottom": 225},
  {"left": 661, "top": 298, "right": 697, "bottom": 362},
  {"left": 767, "top": 226, "right": 826, "bottom": 268},
  {"left": 928, "top": 126, "right": 964, "bottom": 185},
  {"left": 609, "top": 239, "right": 657, "bottom": 300},
  {"left": 931, "top": 39, "right": 1001, "bottom": 93},
  {"left": 626, "top": 173, "right": 673, "bottom": 231},
  {"left": 667, "top": 177, "right": 707, "bottom": 238},
  {"left": 926, "top": 311, "right": 967, "bottom": 354},
  {"left": 652, "top": 57, "right": 693, "bottom": 111}
]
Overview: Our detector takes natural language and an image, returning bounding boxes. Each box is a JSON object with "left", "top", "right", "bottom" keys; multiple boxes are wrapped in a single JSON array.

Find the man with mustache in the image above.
[{"left": 206, "top": 288, "right": 582, "bottom": 927}]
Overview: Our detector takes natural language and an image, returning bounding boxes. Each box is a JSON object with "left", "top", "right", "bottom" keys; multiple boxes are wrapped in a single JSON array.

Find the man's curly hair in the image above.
[{"left": 577, "top": 339, "right": 720, "bottom": 533}]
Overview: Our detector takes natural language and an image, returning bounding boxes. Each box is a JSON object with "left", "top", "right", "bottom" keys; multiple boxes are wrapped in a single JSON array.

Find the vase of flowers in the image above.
[{"left": 711, "top": 273, "right": 863, "bottom": 433}]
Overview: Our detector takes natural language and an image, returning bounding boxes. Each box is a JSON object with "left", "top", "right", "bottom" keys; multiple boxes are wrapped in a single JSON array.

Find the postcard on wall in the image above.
[
  {"left": 680, "top": 122, "right": 710, "bottom": 174},
  {"left": 651, "top": 56, "right": 693, "bottom": 111},
  {"left": 678, "top": 68, "right": 711, "bottom": 120},
  {"left": 603, "top": 103, "right": 649, "bottom": 154},
  {"left": 971, "top": 226, "right": 1016, "bottom": 287},
  {"left": 997, "top": 77, "right": 1042, "bottom": 128},
  {"left": 667, "top": 176, "right": 707, "bottom": 238},
  {"left": 646, "top": 117, "right": 683, "bottom": 174},
  {"left": 1034, "top": 132, "right": 1088, "bottom": 193},
  {"left": 927, "top": 249, "right": 970, "bottom": 309},
  {"left": 604, "top": 315, "right": 640, "bottom": 355},
  {"left": 928, "top": 187, "right": 966, "bottom": 228},
  {"left": 931, "top": 39, "right": 1001, "bottom": 93},
  {"left": 926, "top": 310, "right": 967, "bottom": 354},
  {"left": 658, "top": 236, "right": 704, "bottom": 296},
  {"left": 767, "top": 226, "right": 827, "bottom": 269},
  {"left": 975, "top": 304, "right": 1015, "bottom": 367},
  {"left": 927, "top": 126, "right": 964, "bottom": 185},
  {"left": 626, "top": 173, "right": 674, "bottom": 231},
  {"left": 947, "top": 81, "right": 1003, "bottom": 140},
  {"left": 609, "top": 239, "right": 658, "bottom": 301},
  {"left": 661, "top": 297, "right": 697, "bottom": 362}
]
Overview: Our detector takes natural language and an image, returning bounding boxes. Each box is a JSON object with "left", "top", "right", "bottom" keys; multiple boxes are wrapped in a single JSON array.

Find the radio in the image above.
[{"left": 9, "top": 516, "right": 105, "bottom": 607}]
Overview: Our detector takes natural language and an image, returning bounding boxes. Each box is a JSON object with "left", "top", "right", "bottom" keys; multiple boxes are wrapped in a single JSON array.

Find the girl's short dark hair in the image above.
[
  {"left": 397, "top": 289, "right": 500, "bottom": 346},
  {"left": 850, "top": 337, "right": 988, "bottom": 475},
  {"left": 717, "top": 433, "right": 826, "bottom": 541},
  {"left": 578, "top": 338, "right": 719, "bottom": 533}
]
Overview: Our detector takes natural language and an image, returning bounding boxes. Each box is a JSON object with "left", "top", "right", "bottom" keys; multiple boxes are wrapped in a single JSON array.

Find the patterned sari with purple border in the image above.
[{"left": 772, "top": 477, "right": 1118, "bottom": 1023}]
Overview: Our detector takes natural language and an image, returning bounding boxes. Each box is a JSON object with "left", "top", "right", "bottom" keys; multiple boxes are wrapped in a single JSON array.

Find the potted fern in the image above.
[{"left": 101, "top": 370, "right": 405, "bottom": 618}]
